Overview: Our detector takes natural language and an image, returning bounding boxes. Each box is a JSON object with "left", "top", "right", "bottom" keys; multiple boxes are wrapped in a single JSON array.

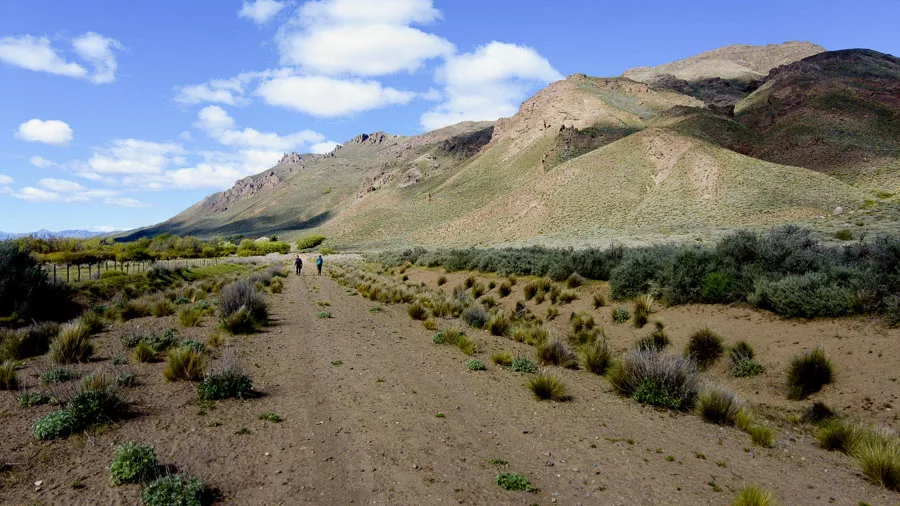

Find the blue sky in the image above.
[{"left": 1, "top": 0, "right": 898, "bottom": 233}]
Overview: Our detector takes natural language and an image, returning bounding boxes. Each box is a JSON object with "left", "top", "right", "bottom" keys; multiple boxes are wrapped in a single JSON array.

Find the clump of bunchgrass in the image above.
[
  {"left": 456, "top": 336, "right": 477, "bottom": 356},
  {"left": 535, "top": 340, "right": 577, "bottom": 369},
  {"left": 0, "top": 360, "right": 18, "bottom": 390},
  {"left": 731, "top": 485, "right": 778, "bottom": 506},
  {"left": 748, "top": 425, "right": 775, "bottom": 447},
  {"left": 407, "top": 302, "right": 427, "bottom": 320},
  {"left": 491, "top": 352, "right": 513, "bottom": 367},
  {"left": 163, "top": 347, "right": 206, "bottom": 382},
  {"left": 526, "top": 371, "right": 570, "bottom": 401},
  {"left": 633, "top": 294, "right": 654, "bottom": 328},
  {"left": 577, "top": 339, "right": 612, "bottom": 375},
  {"left": 50, "top": 321, "right": 94, "bottom": 364},
  {"left": 695, "top": 386, "right": 742, "bottom": 425},
  {"left": 685, "top": 327, "right": 724, "bottom": 370},
  {"left": 851, "top": 433, "right": 900, "bottom": 490},
  {"left": 635, "top": 321, "right": 670, "bottom": 352},
  {"left": 592, "top": 292, "right": 607, "bottom": 308},
  {"left": 178, "top": 307, "right": 203, "bottom": 327},
  {"left": 134, "top": 341, "right": 156, "bottom": 363},
  {"left": 485, "top": 312, "right": 511, "bottom": 336},
  {"left": 816, "top": 417, "right": 861, "bottom": 452},
  {"left": 786, "top": 348, "right": 833, "bottom": 400}
]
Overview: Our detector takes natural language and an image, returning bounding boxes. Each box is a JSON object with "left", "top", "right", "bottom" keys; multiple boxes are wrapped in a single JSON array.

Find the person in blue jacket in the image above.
[{"left": 316, "top": 255, "right": 323, "bottom": 276}]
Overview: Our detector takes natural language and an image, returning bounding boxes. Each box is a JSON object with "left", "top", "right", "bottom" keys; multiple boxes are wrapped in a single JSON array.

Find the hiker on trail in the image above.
[
  {"left": 295, "top": 255, "right": 303, "bottom": 275},
  {"left": 316, "top": 255, "right": 323, "bottom": 276}
]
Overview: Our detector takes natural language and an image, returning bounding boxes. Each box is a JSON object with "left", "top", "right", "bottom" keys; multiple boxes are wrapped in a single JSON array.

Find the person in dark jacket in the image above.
[
  {"left": 294, "top": 255, "right": 303, "bottom": 275},
  {"left": 316, "top": 255, "right": 323, "bottom": 276}
]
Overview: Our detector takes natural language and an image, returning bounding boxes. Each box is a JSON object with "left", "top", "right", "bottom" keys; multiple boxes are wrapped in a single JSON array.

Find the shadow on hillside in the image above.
[{"left": 118, "top": 211, "right": 333, "bottom": 241}]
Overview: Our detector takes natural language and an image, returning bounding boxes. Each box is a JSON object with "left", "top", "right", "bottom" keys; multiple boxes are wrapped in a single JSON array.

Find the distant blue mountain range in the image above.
[{"left": 0, "top": 229, "right": 109, "bottom": 240}]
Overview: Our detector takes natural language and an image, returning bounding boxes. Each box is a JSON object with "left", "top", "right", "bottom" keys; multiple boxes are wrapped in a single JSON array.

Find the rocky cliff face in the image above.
[{"left": 201, "top": 170, "right": 283, "bottom": 214}]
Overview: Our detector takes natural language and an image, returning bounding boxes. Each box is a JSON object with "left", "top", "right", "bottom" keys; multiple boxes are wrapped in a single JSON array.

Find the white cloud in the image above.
[
  {"left": 160, "top": 149, "right": 283, "bottom": 190},
  {"left": 105, "top": 197, "right": 150, "bottom": 208},
  {"left": 194, "top": 105, "right": 324, "bottom": 150},
  {"left": 88, "top": 225, "right": 117, "bottom": 233},
  {"left": 278, "top": 0, "right": 451, "bottom": 76},
  {"left": 38, "top": 178, "right": 86, "bottom": 193},
  {"left": 15, "top": 119, "right": 74, "bottom": 146},
  {"left": 88, "top": 139, "right": 185, "bottom": 175},
  {"left": 72, "top": 32, "right": 124, "bottom": 84},
  {"left": 0, "top": 33, "right": 122, "bottom": 84},
  {"left": 29, "top": 156, "right": 55, "bottom": 168},
  {"left": 0, "top": 35, "right": 87, "bottom": 78},
  {"left": 256, "top": 75, "right": 414, "bottom": 116},
  {"left": 173, "top": 69, "right": 293, "bottom": 106},
  {"left": 12, "top": 187, "right": 63, "bottom": 202},
  {"left": 0, "top": 174, "right": 13, "bottom": 185},
  {"left": 421, "top": 41, "right": 563, "bottom": 131},
  {"left": 239, "top": 0, "right": 286, "bottom": 24},
  {"left": 310, "top": 140, "right": 340, "bottom": 153}
]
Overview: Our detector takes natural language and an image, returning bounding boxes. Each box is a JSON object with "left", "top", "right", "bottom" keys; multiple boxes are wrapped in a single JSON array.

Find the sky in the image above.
[{"left": 0, "top": 0, "right": 898, "bottom": 234}]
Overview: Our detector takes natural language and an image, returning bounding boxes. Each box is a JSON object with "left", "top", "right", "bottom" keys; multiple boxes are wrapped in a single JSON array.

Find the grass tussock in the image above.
[
  {"left": 748, "top": 425, "right": 775, "bottom": 447},
  {"left": 50, "top": 321, "right": 94, "bottom": 364},
  {"left": 491, "top": 352, "right": 513, "bottom": 367},
  {"left": 730, "top": 340, "right": 764, "bottom": 377},
  {"left": 633, "top": 294, "right": 654, "bottom": 328},
  {"left": 816, "top": 418, "right": 861, "bottom": 452},
  {"left": 685, "top": 327, "right": 724, "bottom": 370},
  {"left": 635, "top": 321, "right": 670, "bottom": 352},
  {"left": 577, "top": 339, "right": 612, "bottom": 375},
  {"left": 608, "top": 350, "right": 700, "bottom": 411},
  {"left": 407, "top": 302, "right": 427, "bottom": 320},
  {"left": 485, "top": 312, "right": 511, "bottom": 336},
  {"left": 852, "top": 434, "right": 900, "bottom": 490},
  {"left": 695, "top": 387, "right": 742, "bottom": 425},
  {"left": 178, "top": 306, "right": 203, "bottom": 327},
  {"left": 133, "top": 341, "right": 156, "bottom": 363},
  {"left": 786, "top": 348, "right": 834, "bottom": 400},
  {"left": 163, "top": 348, "right": 206, "bottom": 382},
  {"left": 151, "top": 299, "right": 176, "bottom": 317},
  {"left": 0, "top": 360, "right": 18, "bottom": 390},
  {"left": 526, "top": 371, "right": 570, "bottom": 401},
  {"left": 456, "top": 336, "right": 477, "bottom": 356},
  {"left": 536, "top": 340, "right": 577, "bottom": 369},
  {"left": 735, "top": 407, "right": 754, "bottom": 432},
  {"left": 732, "top": 485, "right": 778, "bottom": 506},
  {"left": 592, "top": 292, "right": 607, "bottom": 308}
]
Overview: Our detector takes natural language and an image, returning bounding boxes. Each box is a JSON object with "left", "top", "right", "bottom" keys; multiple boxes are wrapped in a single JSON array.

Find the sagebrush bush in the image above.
[
  {"left": 526, "top": 372, "right": 569, "bottom": 401},
  {"left": 685, "top": 327, "right": 724, "bottom": 370},
  {"left": 163, "top": 348, "right": 206, "bottom": 382},
  {"left": 633, "top": 295, "right": 654, "bottom": 328},
  {"left": 566, "top": 272, "right": 584, "bottom": 288},
  {"left": 218, "top": 280, "right": 268, "bottom": 327},
  {"left": 578, "top": 339, "right": 612, "bottom": 375},
  {"left": 109, "top": 441, "right": 159, "bottom": 485},
  {"left": 511, "top": 357, "right": 538, "bottom": 374},
  {"left": 141, "top": 475, "right": 208, "bottom": 506},
  {"left": 0, "top": 360, "right": 18, "bottom": 390},
  {"left": 732, "top": 485, "right": 778, "bottom": 506},
  {"left": 536, "top": 340, "right": 577, "bottom": 369},
  {"left": 179, "top": 307, "right": 203, "bottom": 327},
  {"left": 491, "top": 352, "right": 513, "bottom": 366},
  {"left": 608, "top": 350, "right": 700, "bottom": 411},
  {"left": 462, "top": 305, "right": 489, "bottom": 329},
  {"left": 50, "top": 321, "right": 94, "bottom": 364},
  {"left": 695, "top": 387, "right": 742, "bottom": 425},
  {"left": 786, "top": 348, "right": 834, "bottom": 399}
]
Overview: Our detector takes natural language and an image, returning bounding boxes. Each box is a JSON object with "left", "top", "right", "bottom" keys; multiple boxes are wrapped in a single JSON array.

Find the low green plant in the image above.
[
  {"left": 18, "top": 391, "right": 53, "bottom": 407},
  {"left": 732, "top": 358, "right": 764, "bottom": 377},
  {"left": 526, "top": 372, "right": 569, "bottom": 401},
  {"left": 786, "top": 348, "right": 834, "bottom": 399},
  {"left": 41, "top": 367, "right": 75, "bottom": 384},
  {"left": 180, "top": 340, "right": 206, "bottom": 353},
  {"left": 32, "top": 409, "right": 76, "bottom": 440},
  {"left": 258, "top": 412, "right": 282, "bottom": 423},
  {"left": 732, "top": 484, "right": 778, "bottom": 506},
  {"left": 685, "top": 327, "right": 724, "bottom": 370},
  {"left": 140, "top": 475, "right": 207, "bottom": 506},
  {"left": 197, "top": 365, "right": 253, "bottom": 400},
  {"left": 316, "top": 311, "right": 332, "bottom": 319},
  {"left": 612, "top": 307, "right": 630, "bottom": 324},
  {"left": 511, "top": 357, "right": 538, "bottom": 374},
  {"left": 466, "top": 359, "right": 486, "bottom": 371},
  {"left": 109, "top": 441, "right": 159, "bottom": 485},
  {"left": 494, "top": 472, "right": 535, "bottom": 491}
]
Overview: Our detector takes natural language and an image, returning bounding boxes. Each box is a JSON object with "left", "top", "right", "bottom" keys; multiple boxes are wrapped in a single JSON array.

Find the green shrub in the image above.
[
  {"left": 578, "top": 339, "right": 612, "bottom": 375},
  {"left": 179, "top": 307, "right": 203, "bottom": 327},
  {"left": 635, "top": 321, "right": 670, "bottom": 352},
  {"left": 786, "top": 348, "right": 834, "bottom": 399},
  {"left": 50, "top": 321, "right": 94, "bottom": 364},
  {"left": 407, "top": 302, "right": 427, "bottom": 320},
  {"left": 748, "top": 425, "right": 775, "bottom": 447},
  {"left": 700, "top": 272, "right": 733, "bottom": 304},
  {"left": 296, "top": 235, "right": 326, "bottom": 250},
  {"left": 466, "top": 359, "right": 486, "bottom": 371},
  {"left": 834, "top": 229, "right": 853, "bottom": 241},
  {"left": 18, "top": 391, "right": 52, "bottom": 407},
  {"left": 611, "top": 307, "right": 630, "bottom": 324},
  {"left": 753, "top": 273, "right": 854, "bottom": 318},
  {"left": 32, "top": 409, "right": 76, "bottom": 440},
  {"left": 316, "top": 311, "right": 332, "bottom": 319},
  {"left": 494, "top": 472, "right": 535, "bottom": 491},
  {"left": 491, "top": 352, "right": 513, "bottom": 367},
  {"left": 536, "top": 340, "right": 576, "bottom": 369},
  {"left": 566, "top": 273, "right": 584, "bottom": 288},
  {"left": 732, "top": 358, "right": 764, "bottom": 377},
  {"left": 134, "top": 341, "right": 156, "bottom": 363},
  {"left": 197, "top": 361, "right": 253, "bottom": 400},
  {"left": 259, "top": 412, "right": 282, "bottom": 423},
  {"left": 163, "top": 348, "right": 206, "bottom": 382},
  {"left": 511, "top": 357, "right": 538, "bottom": 374},
  {"left": 0, "top": 242, "right": 78, "bottom": 322},
  {"left": 462, "top": 305, "right": 489, "bottom": 329},
  {"left": 526, "top": 372, "right": 569, "bottom": 401},
  {"left": 41, "top": 367, "right": 75, "bottom": 384},
  {"left": 141, "top": 475, "right": 208, "bottom": 506},
  {"left": 180, "top": 340, "right": 206, "bottom": 353},
  {"left": 633, "top": 294, "right": 653, "bottom": 328},
  {"left": 0, "top": 360, "right": 18, "bottom": 390},
  {"left": 109, "top": 441, "right": 158, "bottom": 485},
  {"left": 608, "top": 350, "right": 700, "bottom": 411},
  {"left": 685, "top": 327, "right": 724, "bottom": 370},
  {"left": 143, "top": 329, "right": 180, "bottom": 353},
  {"left": 695, "top": 387, "right": 742, "bottom": 425},
  {"left": 732, "top": 484, "right": 778, "bottom": 506}
]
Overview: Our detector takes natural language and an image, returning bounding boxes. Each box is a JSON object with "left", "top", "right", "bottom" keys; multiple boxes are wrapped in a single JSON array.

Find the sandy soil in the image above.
[{"left": 1, "top": 263, "right": 899, "bottom": 505}]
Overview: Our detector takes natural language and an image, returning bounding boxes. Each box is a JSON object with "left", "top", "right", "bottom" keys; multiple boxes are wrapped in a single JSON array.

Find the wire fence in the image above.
[{"left": 42, "top": 257, "right": 222, "bottom": 283}]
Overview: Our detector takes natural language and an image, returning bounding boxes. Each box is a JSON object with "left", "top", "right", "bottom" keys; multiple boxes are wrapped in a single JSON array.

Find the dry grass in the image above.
[
  {"left": 695, "top": 387, "right": 742, "bottom": 425},
  {"left": 633, "top": 294, "right": 654, "bottom": 328},
  {"left": 536, "top": 340, "right": 577, "bottom": 369},
  {"left": 491, "top": 352, "right": 513, "bottom": 367},
  {"left": 50, "top": 321, "right": 94, "bottom": 364},
  {"left": 0, "top": 360, "right": 18, "bottom": 390},
  {"left": 133, "top": 342, "right": 156, "bottom": 363},
  {"left": 732, "top": 485, "right": 778, "bottom": 506},
  {"left": 162, "top": 348, "right": 206, "bottom": 382},
  {"left": 526, "top": 371, "right": 570, "bottom": 401},
  {"left": 178, "top": 307, "right": 203, "bottom": 327}
]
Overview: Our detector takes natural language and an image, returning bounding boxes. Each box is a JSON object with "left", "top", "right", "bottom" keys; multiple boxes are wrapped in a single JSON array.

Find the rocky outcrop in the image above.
[
  {"left": 437, "top": 126, "right": 494, "bottom": 160},
  {"left": 202, "top": 171, "right": 282, "bottom": 213},
  {"left": 646, "top": 74, "right": 759, "bottom": 109},
  {"left": 541, "top": 124, "right": 641, "bottom": 170}
]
